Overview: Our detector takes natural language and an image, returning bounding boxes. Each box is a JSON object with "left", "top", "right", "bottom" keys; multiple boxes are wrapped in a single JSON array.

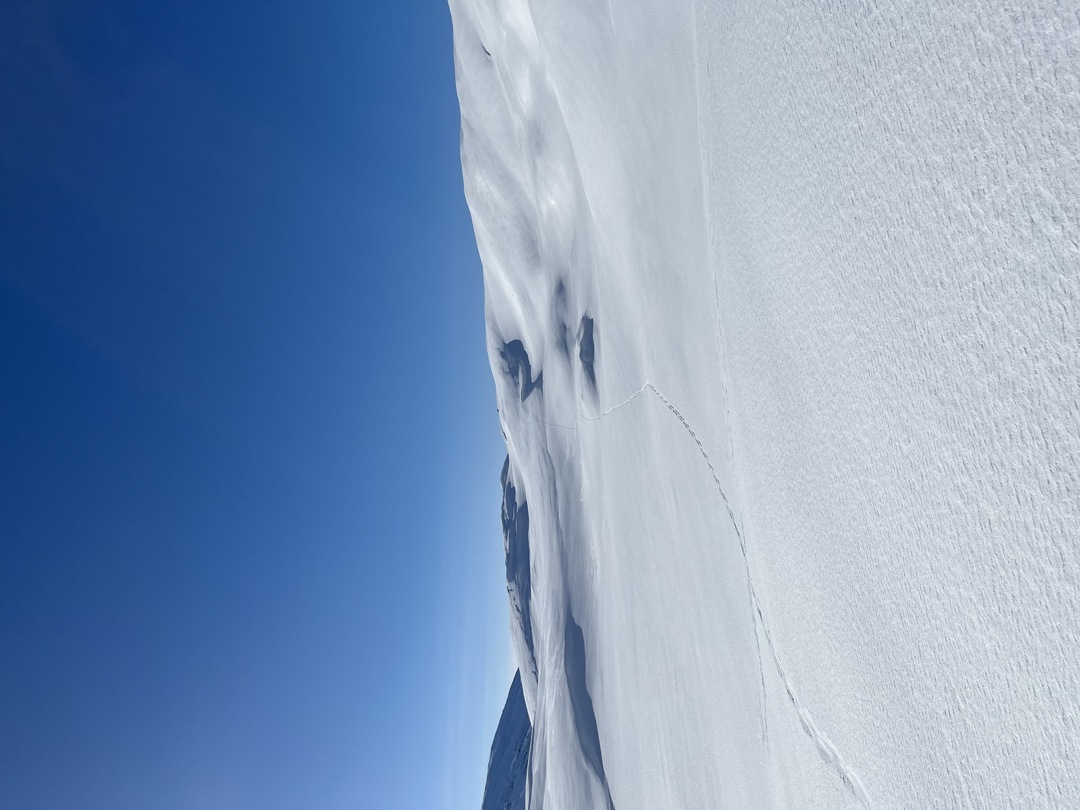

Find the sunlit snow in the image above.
[{"left": 452, "top": 1, "right": 1080, "bottom": 806}]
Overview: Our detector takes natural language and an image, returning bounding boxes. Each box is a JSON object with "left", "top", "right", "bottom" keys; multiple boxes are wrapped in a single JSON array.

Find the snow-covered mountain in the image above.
[
  {"left": 453, "top": 1, "right": 1080, "bottom": 807},
  {"left": 482, "top": 671, "right": 532, "bottom": 810}
]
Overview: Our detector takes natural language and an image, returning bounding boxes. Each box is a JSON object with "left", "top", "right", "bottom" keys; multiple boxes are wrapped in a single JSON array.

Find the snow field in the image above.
[{"left": 455, "top": 0, "right": 1080, "bottom": 806}]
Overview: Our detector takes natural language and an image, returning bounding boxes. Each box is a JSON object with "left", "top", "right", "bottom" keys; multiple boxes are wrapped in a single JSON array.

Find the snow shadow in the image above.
[
  {"left": 564, "top": 614, "right": 616, "bottom": 810},
  {"left": 501, "top": 339, "right": 543, "bottom": 401},
  {"left": 502, "top": 457, "right": 536, "bottom": 675},
  {"left": 554, "top": 280, "right": 572, "bottom": 360},
  {"left": 578, "top": 316, "right": 596, "bottom": 393}
]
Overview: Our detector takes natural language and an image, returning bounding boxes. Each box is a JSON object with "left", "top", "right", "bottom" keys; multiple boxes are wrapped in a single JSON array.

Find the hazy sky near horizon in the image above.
[{"left": 0, "top": 2, "right": 509, "bottom": 807}]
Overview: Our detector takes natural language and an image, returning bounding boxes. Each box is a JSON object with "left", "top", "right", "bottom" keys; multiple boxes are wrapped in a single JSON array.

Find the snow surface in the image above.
[{"left": 452, "top": 1, "right": 1080, "bottom": 807}]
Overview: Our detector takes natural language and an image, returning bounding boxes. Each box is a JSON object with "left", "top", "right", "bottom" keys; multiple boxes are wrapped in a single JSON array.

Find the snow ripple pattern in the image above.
[
  {"left": 454, "top": 0, "right": 1080, "bottom": 804},
  {"left": 586, "top": 381, "right": 871, "bottom": 806}
]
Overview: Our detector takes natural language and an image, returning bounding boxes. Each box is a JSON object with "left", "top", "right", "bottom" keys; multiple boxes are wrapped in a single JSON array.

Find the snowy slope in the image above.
[
  {"left": 482, "top": 671, "right": 532, "bottom": 810},
  {"left": 452, "top": 1, "right": 1080, "bottom": 807}
]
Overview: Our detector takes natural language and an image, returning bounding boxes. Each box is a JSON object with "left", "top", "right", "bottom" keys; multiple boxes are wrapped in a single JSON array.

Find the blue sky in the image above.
[{"left": 0, "top": 1, "right": 509, "bottom": 807}]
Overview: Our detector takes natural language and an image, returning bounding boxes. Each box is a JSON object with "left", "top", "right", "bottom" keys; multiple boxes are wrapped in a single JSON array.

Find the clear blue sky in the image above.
[{"left": 0, "top": 2, "right": 509, "bottom": 807}]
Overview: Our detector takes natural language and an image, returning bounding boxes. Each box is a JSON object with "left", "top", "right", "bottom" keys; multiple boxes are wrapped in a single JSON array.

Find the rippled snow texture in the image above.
[{"left": 454, "top": 1, "right": 1080, "bottom": 807}]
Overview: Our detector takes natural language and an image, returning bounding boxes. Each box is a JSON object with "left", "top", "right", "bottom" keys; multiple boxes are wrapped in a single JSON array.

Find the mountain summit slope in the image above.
[
  {"left": 452, "top": 1, "right": 1080, "bottom": 807},
  {"left": 482, "top": 671, "right": 531, "bottom": 810}
]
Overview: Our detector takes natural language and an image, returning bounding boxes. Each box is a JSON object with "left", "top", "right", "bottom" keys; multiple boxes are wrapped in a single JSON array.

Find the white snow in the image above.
[{"left": 451, "top": 1, "right": 1080, "bottom": 807}]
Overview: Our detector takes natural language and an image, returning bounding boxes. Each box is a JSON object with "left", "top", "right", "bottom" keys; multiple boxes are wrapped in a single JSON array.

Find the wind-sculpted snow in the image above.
[
  {"left": 501, "top": 456, "right": 538, "bottom": 714},
  {"left": 561, "top": 616, "right": 614, "bottom": 810},
  {"left": 452, "top": 0, "right": 1080, "bottom": 807},
  {"left": 501, "top": 341, "right": 543, "bottom": 402},
  {"left": 576, "top": 317, "right": 596, "bottom": 395}
]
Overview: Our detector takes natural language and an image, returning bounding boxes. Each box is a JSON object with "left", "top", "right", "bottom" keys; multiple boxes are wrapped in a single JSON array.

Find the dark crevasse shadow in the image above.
[
  {"left": 502, "top": 457, "right": 537, "bottom": 680},
  {"left": 578, "top": 316, "right": 596, "bottom": 394},
  {"left": 554, "top": 280, "right": 571, "bottom": 360},
  {"left": 564, "top": 614, "right": 616, "bottom": 810},
  {"left": 501, "top": 339, "right": 543, "bottom": 401}
]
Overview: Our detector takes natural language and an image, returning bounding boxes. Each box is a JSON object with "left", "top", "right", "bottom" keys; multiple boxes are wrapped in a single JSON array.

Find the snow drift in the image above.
[{"left": 454, "top": 0, "right": 1080, "bottom": 807}]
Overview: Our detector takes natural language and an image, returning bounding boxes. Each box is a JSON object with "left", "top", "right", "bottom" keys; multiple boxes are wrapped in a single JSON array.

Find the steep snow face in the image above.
[
  {"left": 452, "top": 0, "right": 1080, "bottom": 808},
  {"left": 452, "top": 4, "right": 768, "bottom": 807}
]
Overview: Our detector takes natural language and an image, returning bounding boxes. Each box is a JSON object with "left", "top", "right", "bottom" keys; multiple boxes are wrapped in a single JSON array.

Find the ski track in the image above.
[{"left": 560, "top": 379, "right": 874, "bottom": 807}]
